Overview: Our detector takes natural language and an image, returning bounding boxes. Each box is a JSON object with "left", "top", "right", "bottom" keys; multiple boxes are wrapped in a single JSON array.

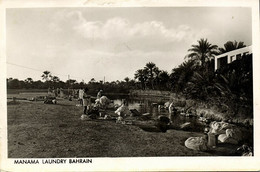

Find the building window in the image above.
[
  {"left": 230, "top": 55, "right": 235, "bottom": 62},
  {"left": 236, "top": 54, "right": 242, "bottom": 60},
  {"left": 217, "top": 56, "right": 227, "bottom": 69}
]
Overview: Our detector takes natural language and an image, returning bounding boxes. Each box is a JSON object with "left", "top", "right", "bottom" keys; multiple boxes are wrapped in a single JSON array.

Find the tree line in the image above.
[{"left": 7, "top": 39, "right": 252, "bottom": 103}]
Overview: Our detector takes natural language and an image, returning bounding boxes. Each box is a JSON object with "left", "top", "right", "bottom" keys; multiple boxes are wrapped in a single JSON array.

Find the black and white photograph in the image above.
[{"left": 0, "top": 0, "right": 260, "bottom": 171}]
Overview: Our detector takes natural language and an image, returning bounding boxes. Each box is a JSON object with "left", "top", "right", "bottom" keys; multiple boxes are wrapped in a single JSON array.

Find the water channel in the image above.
[{"left": 109, "top": 95, "right": 207, "bottom": 132}]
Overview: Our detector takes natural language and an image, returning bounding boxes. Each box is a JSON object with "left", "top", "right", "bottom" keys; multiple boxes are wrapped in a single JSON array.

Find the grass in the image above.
[{"left": 7, "top": 96, "right": 241, "bottom": 158}]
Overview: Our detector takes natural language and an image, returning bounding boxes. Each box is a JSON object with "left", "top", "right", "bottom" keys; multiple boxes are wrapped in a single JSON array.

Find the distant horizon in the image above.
[
  {"left": 6, "top": 44, "right": 253, "bottom": 83},
  {"left": 6, "top": 7, "right": 252, "bottom": 82}
]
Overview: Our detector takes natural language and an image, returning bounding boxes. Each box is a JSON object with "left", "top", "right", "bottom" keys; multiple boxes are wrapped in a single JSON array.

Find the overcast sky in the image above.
[{"left": 6, "top": 7, "right": 252, "bottom": 82}]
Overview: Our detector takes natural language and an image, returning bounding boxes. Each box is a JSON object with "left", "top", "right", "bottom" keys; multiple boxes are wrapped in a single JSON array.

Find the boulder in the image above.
[
  {"left": 157, "top": 115, "right": 170, "bottom": 124},
  {"left": 130, "top": 109, "right": 141, "bottom": 116},
  {"left": 80, "top": 114, "right": 90, "bottom": 120},
  {"left": 210, "top": 121, "right": 233, "bottom": 135},
  {"left": 155, "top": 116, "right": 171, "bottom": 132},
  {"left": 185, "top": 137, "right": 208, "bottom": 151},
  {"left": 180, "top": 122, "right": 191, "bottom": 129},
  {"left": 141, "top": 113, "right": 152, "bottom": 120},
  {"left": 217, "top": 128, "right": 242, "bottom": 145},
  {"left": 226, "top": 128, "right": 244, "bottom": 142}
]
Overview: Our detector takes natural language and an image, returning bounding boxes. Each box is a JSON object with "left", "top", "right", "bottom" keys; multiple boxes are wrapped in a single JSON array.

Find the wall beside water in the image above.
[
  {"left": 129, "top": 90, "right": 253, "bottom": 127},
  {"left": 129, "top": 90, "right": 174, "bottom": 97}
]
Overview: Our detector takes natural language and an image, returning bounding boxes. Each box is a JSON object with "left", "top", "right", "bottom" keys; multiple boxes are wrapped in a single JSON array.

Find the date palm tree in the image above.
[
  {"left": 134, "top": 69, "right": 148, "bottom": 90},
  {"left": 187, "top": 38, "right": 218, "bottom": 68},
  {"left": 25, "top": 77, "right": 33, "bottom": 84},
  {"left": 145, "top": 62, "right": 157, "bottom": 89},
  {"left": 219, "top": 41, "right": 246, "bottom": 54},
  {"left": 41, "top": 71, "right": 52, "bottom": 82}
]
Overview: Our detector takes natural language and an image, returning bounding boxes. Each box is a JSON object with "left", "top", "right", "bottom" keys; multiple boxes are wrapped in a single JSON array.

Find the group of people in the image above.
[{"left": 78, "top": 88, "right": 132, "bottom": 121}]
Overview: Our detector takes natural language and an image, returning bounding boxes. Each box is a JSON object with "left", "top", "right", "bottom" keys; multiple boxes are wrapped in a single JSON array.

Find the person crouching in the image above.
[{"left": 115, "top": 99, "right": 132, "bottom": 117}]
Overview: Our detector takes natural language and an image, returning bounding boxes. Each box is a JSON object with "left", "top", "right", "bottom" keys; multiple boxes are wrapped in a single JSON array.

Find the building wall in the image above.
[{"left": 214, "top": 45, "right": 252, "bottom": 71}]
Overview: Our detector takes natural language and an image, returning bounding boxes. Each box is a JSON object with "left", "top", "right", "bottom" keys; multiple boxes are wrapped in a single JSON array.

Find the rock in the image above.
[
  {"left": 237, "top": 144, "right": 253, "bottom": 156},
  {"left": 242, "top": 152, "right": 253, "bottom": 156},
  {"left": 227, "top": 128, "right": 244, "bottom": 142},
  {"left": 180, "top": 122, "right": 191, "bottom": 129},
  {"left": 156, "top": 116, "right": 171, "bottom": 132},
  {"left": 210, "top": 121, "right": 233, "bottom": 134},
  {"left": 218, "top": 134, "right": 238, "bottom": 144},
  {"left": 80, "top": 114, "right": 90, "bottom": 120},
  {"left": 103, "top": 115, "right": 109, "bottom": 119},
  {"left": 180, "top": 112, "right": 186, "bottom": 116},
  {"left": 89, "top": 113, "right": 97, "bottom": 119},
  {"left": 157, "top": 115, "right": 170, "bottom": 124},
  {"left": 185, "top": 137, "right": 208, "bottom": 151},
  {"left": 141, "top": 113, "right": 152, "bottom": 120},
  {"left": 52, "top": 99, "right": 57, "bottom": 104},
  {"left": 218, "top": 134, "right": 228, "bottom": 143},
  {"left": 130, "top": 109, "right": 141, "bottom": 116}
]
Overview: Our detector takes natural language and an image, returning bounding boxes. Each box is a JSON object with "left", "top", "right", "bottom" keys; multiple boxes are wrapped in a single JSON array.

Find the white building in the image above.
[{"left": 214, "top": 45, "right": 252, "bottom": 71}]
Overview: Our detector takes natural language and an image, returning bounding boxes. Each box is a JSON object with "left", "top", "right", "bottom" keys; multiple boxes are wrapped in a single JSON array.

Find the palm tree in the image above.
[
  {"left": 219, "top": 41, "right": 246, "bottom": 54},
  {"left": 51, "top": 76, "right": 60, "bottom": 83},
  {"left": 170, "top": 59, "right": 196, "bottom": 92},
  {"left": 134, "top": 69, "right": 148, "bottom": 90},
  {"left": 41, "top": 71, "right": 52, "bottom": 82},
  {"left": 187, "top": 38, "right": 218, "bottom": 68},
  {"left": 158, "top": 70, "right": 169, "bottom": 90},
  {"left": 124, "top": 77, "right": 130, "bottom": 83},
  {"left": 153, "top": 67, "right": 161, "bottom": 89},
  {"left": 25, "top": 77, "right": 33, "bottom": 84},
  {"left": 145, "top": 62, "right": 157, "bottom": 89}
]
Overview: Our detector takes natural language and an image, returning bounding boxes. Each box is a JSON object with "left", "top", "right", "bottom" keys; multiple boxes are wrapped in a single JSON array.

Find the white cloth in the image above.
[
  {"left": 218, "top": 133, "right": 238, "bottom": 144},
  {"left": 210, "top": 121, "right": 232, "bottom": 134},
  {"left": 97, "top": 91, "right": 102, "bottom": 99},
  {"left": 79, "top": 89, "right": 84, "bottom": 99},
  {"left": 184, "top": 137, "right": 208, "bottom": 151},
  {"left": 83, "top": 93, "right": 91, "bottom": 106},
  {"left": 115, "top": 104, "right": 131, "bottom": 116},
  {"left": 169, "top": 102, "right": 174, "bottom": 113}
]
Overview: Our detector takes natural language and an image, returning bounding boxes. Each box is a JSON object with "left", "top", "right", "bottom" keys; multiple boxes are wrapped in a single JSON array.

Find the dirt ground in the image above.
[{"left": 7, "top": 98, "right": 241, "bottom": 158}]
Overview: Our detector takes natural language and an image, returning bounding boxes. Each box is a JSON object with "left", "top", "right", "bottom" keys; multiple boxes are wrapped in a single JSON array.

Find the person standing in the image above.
[
  {"left": 83, "top": 88, "right": 91, "bottom": 115},
  {"left": 97, "top": 90, "right": 103, "bottom": 99},
  {"left": 78, "top": 88, "right": 84, "bottom": 106}
]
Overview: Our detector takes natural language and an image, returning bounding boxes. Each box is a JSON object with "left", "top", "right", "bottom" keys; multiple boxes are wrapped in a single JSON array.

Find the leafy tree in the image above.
[{"left": 7, "top": 78, "right": 20, "bottom": 89}]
